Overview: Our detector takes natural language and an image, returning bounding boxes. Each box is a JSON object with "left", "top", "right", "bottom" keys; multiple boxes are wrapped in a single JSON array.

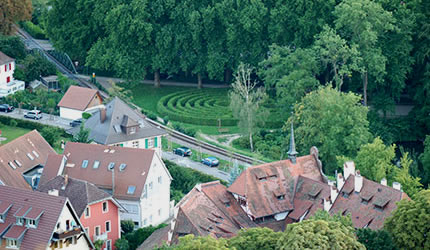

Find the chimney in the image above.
[
  {"left": 343, "top": 161, "right": 355, "bottom": 179},
  {"left": 323, "top": 198, "right": 331, "bottom": 212},
  {"left": 287, "top": 121, "right": 298, "bottom": 164},
  {"left": 62, "top": 175, "right": 69, "bottom": 190},
  {"left": 330, "top": 186, "right": 338, "bottom": 203},
  {"left": 354, "top": 170, "right": 363, "bottom": 192},
  {"left": 380, "top": 178, "right": 387, "bottom": 186},
  {"left": 100, "top": 108, "right": 106, "bottom": 123},
  {"left": 48, "top": 189, "right": 59, "bottom": 196},
  {"left": 328, "top": 180, "right": 335, "bottom": 187},
  {"left": 337, "top": 173, "right": 344, "bottom": 191},
  {"left": 392, "top": 182, "right": 401, "bottom": 190}
]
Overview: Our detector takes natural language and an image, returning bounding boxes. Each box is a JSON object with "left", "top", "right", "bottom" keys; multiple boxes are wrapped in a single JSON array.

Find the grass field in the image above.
[{"left": 0, "top": 125, "right": 31, "bottom": 145}]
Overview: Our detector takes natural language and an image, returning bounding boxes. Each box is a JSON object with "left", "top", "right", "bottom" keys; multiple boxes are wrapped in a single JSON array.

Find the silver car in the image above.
[{"left": 24, "top": 110, "right": 42, "bottom": 120}]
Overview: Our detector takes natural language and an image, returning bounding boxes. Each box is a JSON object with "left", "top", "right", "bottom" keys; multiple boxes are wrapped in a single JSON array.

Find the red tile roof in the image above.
[
  {"left": 57, "top": 85, "right": 100, "bottom": 111},
  {"left": 3, "top": 225, "right": 27, "bottom": 239},
  {"left": 227, "top": 155, "right": 325, "bottom": 219},
  {"left": 14, "top": 205, "right": 31, "bottom": 217},
  {"left": 41, "top": 142, "right": 156, "bottom": 200},
  {"left": 0, "top": 130, "right": 56, "bottom": 189},
  {"left": 0, "top": 51, "right": 14, "bottom": 65},
  {"left": 24, "top": 207, "right": 44, "bottom": 220},
  {"left": 330, "top": 175, "right": 406, "bottom": 229},
  {"left": 0, "top": 201, "right": 12, "bottom": 214}
]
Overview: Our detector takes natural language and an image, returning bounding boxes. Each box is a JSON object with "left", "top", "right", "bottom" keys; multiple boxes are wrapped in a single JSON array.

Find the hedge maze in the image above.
[{"left": 157, "top": 90, "right": 284, "bottom": 128}]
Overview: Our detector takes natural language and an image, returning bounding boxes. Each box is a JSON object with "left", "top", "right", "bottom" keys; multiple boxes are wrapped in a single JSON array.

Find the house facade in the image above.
[
  {"left": 71, "top": 97, "right": 166, "bottom": 155},
  {"left": 0, "top": 185, "right": 93, "bottom": 249},
  {"left": 40, "top": 142, "right": 173, "bottom": 228},
  {"left": 0, "top": 51, "right": 25, "bottom": 98},
  {"left": 58, "top": 85, "right": 104, "bottom": 120},
  {"left": 38, "top": 175, "right": 122, "bottom": 250}
]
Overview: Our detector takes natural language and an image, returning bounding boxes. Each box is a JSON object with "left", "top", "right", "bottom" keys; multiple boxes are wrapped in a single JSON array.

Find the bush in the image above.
[
  {"left": 124, "top": 224, "right": 167, "bottom": 250},
  {"left": 9, "top": 119, "right": 18, "bottom": 127},
  {"left": 82, "top": 112, "right": 92, "bottom": 120},
  {"left": 40, "top": 127, "right": 62, "bottom": 146},
  {"left": 20, "top": 21, "right": 47, "bottom": 39},
  {"left": 121, "top": 220, "right": 135, "bottom": 235},
  {"left": 163, "top": 116, "right": 169, "bottom": 125},
  {"left": 114, "top": 238, "right": 129, "bottom": 250},
  {"left": 20, "top": 53, "right": 57, "bottom": 82},
  {"left": 0, "top": 116, "right": 69, "bottom": 137},
  {"left": 0, "top": 35, "right": 27, "bottom": 60}
]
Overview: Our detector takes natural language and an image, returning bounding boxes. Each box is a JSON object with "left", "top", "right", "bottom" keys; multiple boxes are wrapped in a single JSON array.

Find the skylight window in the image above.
[
  {"left": 127, "top": 186, "right": 136, "bottom": 195},
  {"left": 108, "top": 162, "right": 115, "bottom": 170},
  {"left": 93, "top": 161, "right": 100, "bottom": 169},
  {"left": 27, "top": 153, "right": 34, "bottom": 160},
  {"left": 8, "top": 162, "right": 16, "bottom": 170},
  {"left": 82, "top": 160, "right": 89, "bottom": 168},
  {"left": 113, "top": 125, "right": 121, "bottom": 133},
  {"left": 119, "top": 164, "right": 127, "bottom": 171},
  {"left": 14, "top": 160, "right": 22, "bottom": 167},
  {"left": 32, "top": 151, "right": 39, "bottom": 158}
]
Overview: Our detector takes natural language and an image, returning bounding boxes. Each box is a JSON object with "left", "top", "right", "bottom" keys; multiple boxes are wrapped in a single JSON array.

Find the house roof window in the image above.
[
  {"left": 127, "top": 186, "right": 136, "bottom": 195},
  {"left": 27, "top": 153, "right": 34, "bottom": 160},
  {"left": 119, "top": 164, "right": 127, "bottom": 171},
  {"left": 108, "top": 162, "right": 115, "bottom": 170},
  {"left": 82, "top": 160, "right": 89, "bottom": 168},
  {"left": 32, "top": 151, "right": 39, "bottom": 158},
  {"left": 93, "top": 161, "right": 100, "bottom": 169},
  {"left": 8, "top": 162, "right": 16, "bottom": 170},
  {"left": 14, "top": 160, "right": 22, "bottom": 168}
]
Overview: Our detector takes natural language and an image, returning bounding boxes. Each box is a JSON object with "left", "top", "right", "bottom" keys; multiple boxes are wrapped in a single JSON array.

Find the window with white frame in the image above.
[
  {"left": 102, "top": 201, "right": 108, "bottom": 213},
  {"left": 106, "top": 240, "right": 112, "bottom": 250},
  {"left": 27, "top": 219, "right": 36, "bottom": 228},
  {"left": 6, "top": 239, "right": 17, "bottom": 248},
  {"left": 85, "top": 207, "right": 90, "bottom": 218},
  {"left": 16, "top": 217, "right": 24, "bottom": 225},
  {"left": 105, "top": 221, "right": 111, "bottom": 232},
  {"left": 132, "top": 140, "right": 139, "bottom": 148},
  {"left": 95, "top": 226, "right": 100, "bottom": 236},
  {"left": 148, "top": 138, "right": 154, "bottom": 148}
]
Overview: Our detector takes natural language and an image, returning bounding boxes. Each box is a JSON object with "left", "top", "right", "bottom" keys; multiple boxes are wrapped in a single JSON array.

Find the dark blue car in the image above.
[{"left": 201, "top": 156, "right": 219, "bottom": 167}]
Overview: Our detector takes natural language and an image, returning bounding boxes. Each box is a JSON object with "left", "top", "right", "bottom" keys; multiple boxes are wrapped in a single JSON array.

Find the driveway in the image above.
[
  {"left": 162, "top": 151, "right": 230, "bottom": 182},
  {"left": 0, "top": 109, "right": 73, "bottom": 130}
]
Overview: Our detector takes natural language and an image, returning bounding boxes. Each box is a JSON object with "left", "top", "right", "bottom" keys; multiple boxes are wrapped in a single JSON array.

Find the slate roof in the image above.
[
  {"left": 38, "top": 175, "right": 112, "bottom": 217},
  {"left": 71, "top": 97, "right": 166, "bottom": 145},
  {"left": 227, "top": 155, "right": 325, "bottom": 219},
  {"left": 40, "top": 142, "right": 157, "bottom": 201},
  {"left": 57, "top": 85, "right": 100, "bottom": 111},
  {"left": 330, "top": 175, "right": 406, "bottom": 229},
  {"left": 0, "top": 130, "right": 56, "bottom": 189},
  {"left": 0, "top": 185, "right": 75, "bottom": 249},
  {"left": 0, "top": 51, "right": 14, "bottom": 65},
  {"left": 171, "top": 181, "right": 256, "bottom": 244}
]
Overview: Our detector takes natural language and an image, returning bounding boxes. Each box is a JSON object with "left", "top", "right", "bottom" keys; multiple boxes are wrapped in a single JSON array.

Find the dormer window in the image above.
[
  {"left": 27, "top": 219, "right": 36, "bottom": 228},
  {"left": 16, "top": 217, "right": 24, "bottom": 226},
  {"left": 7, "top": 239, "right": 18, "bottom": 248},
  {"left": 130, "top": 127, "right": 136, "bottom": 134},
  {"left": 82, "top": 160, "right": 88, "bottom": 168}
]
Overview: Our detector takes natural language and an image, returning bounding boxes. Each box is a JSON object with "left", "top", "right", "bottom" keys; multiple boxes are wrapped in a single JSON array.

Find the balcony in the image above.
[
  {"left": 93, "top": 232, "right": 108, "bottom": 241},
  {"left": 53, "top": 226, "right": 82, "bottom": 240}
]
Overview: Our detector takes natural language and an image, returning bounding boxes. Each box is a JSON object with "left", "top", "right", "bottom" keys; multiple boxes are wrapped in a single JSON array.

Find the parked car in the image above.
[
  {"left": 173, "top": 147, "right": 192, "bottom": 157},
  {"left": 201, "top": 156, "right": 219, "bottom": 167},
  {"left": 0, "top": 104, "right": 14, "bottom": 112},
  {"left": 24, "top": 110, "right": 42, "bottom": 120},
  {"left": 69, "top": 118, "right": 82, "bottom": 127}
]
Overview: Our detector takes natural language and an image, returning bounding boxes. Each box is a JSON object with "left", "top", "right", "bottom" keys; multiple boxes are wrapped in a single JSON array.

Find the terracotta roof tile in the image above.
[
  {"left": 14, "top": 205, "right": 31, "bottom": 217},
  {"left": 0, "top": 130, "right": 56, "bottom": 189},
  {"left": 57, "top": 85, "right": 100, "bottom": 111},
  {"left": 0, "top": 51, "right": 14, "bottom": 65},
  {"left": 3, "top": 225, "right": 27, "bottom": 239},
  {"left": 24, "top": 207, "right": 44, "bottom": 220},
  {"left": 0, "top": 201, "right": 12, "bottom": 214}
]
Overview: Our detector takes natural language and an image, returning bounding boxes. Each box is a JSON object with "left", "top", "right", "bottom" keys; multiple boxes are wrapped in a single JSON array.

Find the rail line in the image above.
[{"left": 15, "top": 26, "right": 265, "bottom": 166}]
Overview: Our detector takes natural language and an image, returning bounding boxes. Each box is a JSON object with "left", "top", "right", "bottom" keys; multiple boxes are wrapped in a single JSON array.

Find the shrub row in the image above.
[
  {"left": 20, "top": 21, "right": 47, "bottom": 39},
  {"left": 0, "top": 116, "right": 69, "bottom": 137}
]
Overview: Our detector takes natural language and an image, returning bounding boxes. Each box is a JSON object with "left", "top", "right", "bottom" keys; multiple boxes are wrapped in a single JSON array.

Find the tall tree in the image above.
[
  {"left": 230, "top": 63, "right": 267, "bottom": 152},
  {"left": 292, "top": 86, "right": 371, "bottom": 174},
  {"left": 0, "top": 0, "right": 32, "bottom": 34},
  {"left": 313, "top": 25, "right": 361, "bottom": 91},
  {"left": 394, "top": 152, "right": 423, "bottom": 198},
  {"left": 228, "top": 227, "right": 282, "bottom": 250},
  {"left": 356, "top": 228, "right": 398, "bottom": 250},
  {"left": 334, "top": 0, "right": 395, "bottom": 106},
  {"left": 419, "top": 136, "right": 430, "bottom": 187},
  {"left": 385, "top": 190, "right": 430, "bottom": 249},
  {"left": 173, "top": 235, "right": 230, "bottom": 250}
]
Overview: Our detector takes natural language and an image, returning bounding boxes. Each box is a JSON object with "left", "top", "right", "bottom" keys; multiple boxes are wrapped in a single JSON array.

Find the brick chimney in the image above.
[
  {"left": 330, "top": 185, "right": 338, "bottom": 203},
  {"left": 100, "top": 108, "right": 106, "bottom": 123},
  {"left": 392, "top": 182, "right": 401, "bottom": 190},
  {"left": 343, "top": 161, "right": 355, "bottom": 179},
  {"left": 62, "top": 175, "right": 69, "bottom": 190},
  {"left": 323, "top": 198, "right": 331, "bottom": 212},
  {"left": 337, "top": 173, "right": 344, "bottom": 191},
  {"left": 380, "top": 178, "right": 387, "bottom": 186},
  {"left": 354, "top": 170, "right": 363, "bottom": 192}
]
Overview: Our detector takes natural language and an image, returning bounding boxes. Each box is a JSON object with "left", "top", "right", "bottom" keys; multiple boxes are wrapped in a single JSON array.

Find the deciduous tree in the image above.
[
  {"left": 228, "top": 227, "right": 282, "bottom": 250},
  {"left": 356, "top": 228, "right": 397, "bottom": 250},
  {"left": 0, "top": 0, "right": 32, "bottom": 35},
  {"left": 394, "top": 152, "right": 423, "bottom": 197},
  {"left": 419, "top": 136, "right": 430, "bottom": 187}
]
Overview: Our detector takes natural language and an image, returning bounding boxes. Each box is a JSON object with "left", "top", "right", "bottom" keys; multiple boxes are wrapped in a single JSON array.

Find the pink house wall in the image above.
[{"left": 80, "top": 199, "right": 121, "bottom": 249}]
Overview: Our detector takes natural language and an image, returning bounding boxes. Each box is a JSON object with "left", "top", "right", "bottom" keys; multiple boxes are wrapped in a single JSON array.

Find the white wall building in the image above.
[{"left": 0, "top": 51, "right": 25, "bottom": 97}]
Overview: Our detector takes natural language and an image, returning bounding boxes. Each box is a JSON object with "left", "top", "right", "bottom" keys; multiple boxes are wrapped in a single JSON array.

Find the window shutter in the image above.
[
  {"left": 145, "top": 139, "right": 148, "bottom": 148},
  {"left": 154, "top": 137, "right": 158, "bottom": 147}
]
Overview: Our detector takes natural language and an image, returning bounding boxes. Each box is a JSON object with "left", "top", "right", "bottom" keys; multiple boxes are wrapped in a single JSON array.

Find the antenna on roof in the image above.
[{"left": 288, "top": 109, "right": 298, "bottom": 164}]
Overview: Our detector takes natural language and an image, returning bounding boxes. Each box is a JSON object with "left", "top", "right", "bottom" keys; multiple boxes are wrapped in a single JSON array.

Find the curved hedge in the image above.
[{"left": 157, "top": 90, "right": 284, "bottom": 128}]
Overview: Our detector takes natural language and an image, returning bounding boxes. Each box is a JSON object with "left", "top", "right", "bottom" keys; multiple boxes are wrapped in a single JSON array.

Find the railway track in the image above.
[{"left": 15, "top": 26, "right": 265, "bottom": 166}]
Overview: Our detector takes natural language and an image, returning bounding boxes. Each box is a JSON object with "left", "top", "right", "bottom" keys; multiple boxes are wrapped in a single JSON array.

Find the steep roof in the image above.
[
  {"left": 38, "top": 175, "right": 112, "bottom": 217},
  {"left": 0, "top": 185, "right": 66, "bottom": 249},
  {"left": 0, "top": 51, "right": 14, "bottom": 65},
  {"left": 330, "top": 175, "right": 406, "bottom": 229},
  {"left": 40, "top": 142, "right": 156, "bottom": 201},
  {"left": 74, "top": 97, "right": 166, "bottom": 145},
  {"left": 0, "top": 130, "right": 56, "bottom": 189},
  {"left": 137, "top": 226, "right": 170, "bottom": 250},
  {"left": 171, "top": 181, "right": 256, "bottom": 244},
  {"left": 227, "top": 155, "right": 325, "bottom": 219},
  {"left": 57, "top": 85, "right": 100, "bottom": 111}
]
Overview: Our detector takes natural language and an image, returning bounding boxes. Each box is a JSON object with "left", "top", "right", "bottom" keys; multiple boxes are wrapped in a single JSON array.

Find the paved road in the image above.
[
  {"left": 162, "top": 151, "right": 230, "bottom": 182},
  {"left": 0, "top": 109, "right": 73, "bottom": 129}
]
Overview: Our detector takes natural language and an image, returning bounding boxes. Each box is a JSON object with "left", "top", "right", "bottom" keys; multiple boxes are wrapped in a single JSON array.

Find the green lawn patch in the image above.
[{"left": 0, "top": 125, "right": 31, "bottom": 145}]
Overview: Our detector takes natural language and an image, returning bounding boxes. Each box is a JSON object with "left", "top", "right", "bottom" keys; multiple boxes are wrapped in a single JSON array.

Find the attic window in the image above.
[
  {"left": 113, "top": 125, "right": 121, "bottom": 133},
  {"left": 27, "top": 153, "right": 34, "bottom": 160},
  {"left": 119, "top": 164, "right": 127, "bottom": 171},
  {"left": 32, "top": 151, "right": 39, "bottom": 158},
  {"left": 108, "top": 162, "right": 115, "bottom": 170},
  {"left": 361, "top": 199, "right": 369, "bottom": 205},
  {"left": 259, "top": 177, "right": 267, "bottom": 182},
  {"left": 342, "top": 192, "right": 349, "bottom": 198},
  {"left": 14, "top": 160, "right": 22, "bottom": 167},
  {"left": 93, "top": 161, "right": 100, "bottom": 169},
  {"left": 8, "top": 162, "right": 16, "bottom": 170},
  {"left": 82, "top": 160, "right": 89, "bottom": 168},
  {"left": 277, "top": 195, "right": 285, "bottom": 200},
  {"left": 127, "top": 186, "right": 136, "bottom": 195}
]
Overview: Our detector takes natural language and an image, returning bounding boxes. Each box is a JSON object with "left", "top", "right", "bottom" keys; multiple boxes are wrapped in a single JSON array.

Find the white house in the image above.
[
  {"left": 58, "top": 85, "right": 104, "bottom": 120},
  {"left": 0, "top": 51, "right": 25, "bottom": 97},
  {"left": 0, "top": 185, "right": 93, "bottom": 249},
  {"left": 40, "top": 142, "right": 173, "bottom": 228}
]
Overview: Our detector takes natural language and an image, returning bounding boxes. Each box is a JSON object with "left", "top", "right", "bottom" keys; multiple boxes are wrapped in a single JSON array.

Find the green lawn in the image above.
[{"left": 0, "top": 125, "right": 31, "bottom": 145}]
